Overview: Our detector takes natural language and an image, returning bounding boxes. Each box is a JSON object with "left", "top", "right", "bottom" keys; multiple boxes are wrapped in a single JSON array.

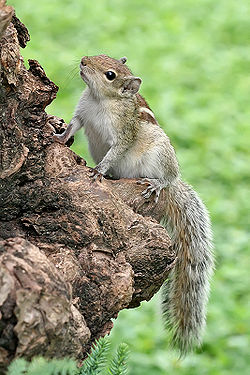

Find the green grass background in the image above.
[{"left": 9, "top": 0, "right": 250, "bottom": 374}]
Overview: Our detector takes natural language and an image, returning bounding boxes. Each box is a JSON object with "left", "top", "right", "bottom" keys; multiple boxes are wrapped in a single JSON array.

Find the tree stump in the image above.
[{"left": 0, "top": 1, "right": 176, "bottom": 371}]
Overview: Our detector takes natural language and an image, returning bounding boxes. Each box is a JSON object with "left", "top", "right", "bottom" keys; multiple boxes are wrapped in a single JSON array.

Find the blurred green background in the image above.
[{"left": 9, "top": 0, "right": 250, "bottom": 374}]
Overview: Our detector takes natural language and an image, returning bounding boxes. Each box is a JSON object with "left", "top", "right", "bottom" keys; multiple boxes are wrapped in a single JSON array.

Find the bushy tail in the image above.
[{"left": 162, "top": 179, "right": 214, "bottom": 355}]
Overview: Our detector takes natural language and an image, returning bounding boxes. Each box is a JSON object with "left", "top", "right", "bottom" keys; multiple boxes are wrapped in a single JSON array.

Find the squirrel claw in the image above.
[
  {"left": 141, "top": 186, "right": 161, "bottom": 203},
  {"left": 137, "top": 178, "right": 151, "bottom": 186},
  {"left": 89, "top": 168, "right": 104, "bottom": 182},
  {"left": 142, "top": 186, "right": 155, "bottom": 199},
  {"left": 138, "top": 178, "right": 163, "bottom": 203}
]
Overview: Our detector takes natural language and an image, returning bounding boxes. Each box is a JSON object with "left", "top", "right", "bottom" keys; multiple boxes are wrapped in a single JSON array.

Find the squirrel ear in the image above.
[
  {"left": 119, "top": 56, "right": 127, "bottom": 64},
  {"left": 122, "top": 76, "right": 142, "bottom": 95}
]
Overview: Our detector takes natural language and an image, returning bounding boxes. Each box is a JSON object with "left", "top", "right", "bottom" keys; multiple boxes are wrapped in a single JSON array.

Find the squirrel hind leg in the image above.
[{"left": 137, "top": 178, "right": 167, "bottom": 203}]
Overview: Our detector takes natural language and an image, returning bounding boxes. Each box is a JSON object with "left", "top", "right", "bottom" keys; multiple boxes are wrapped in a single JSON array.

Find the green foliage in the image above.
[
  {"left": 108, "top": 344, "right": 129, "bottom": 375},
  {"left": 6, "top": 338, "right": 129, "bottom": 375},
  {"left": 7, "top": 357, "right": 77, "bottom": 375},
  {"left": 79, "top": 337, "right": 110, "bottom": 375},
  {"left": 8, "top": 0, "right": 250, "bottom": 374},
  {"left": 7, "top": 358, "right": 28, "bottom": 375}
]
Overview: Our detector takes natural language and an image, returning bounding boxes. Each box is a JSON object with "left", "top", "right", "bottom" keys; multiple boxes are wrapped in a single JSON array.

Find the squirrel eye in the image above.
[{"left": 105, "top": 71, "right": 116, "bottom": 81}]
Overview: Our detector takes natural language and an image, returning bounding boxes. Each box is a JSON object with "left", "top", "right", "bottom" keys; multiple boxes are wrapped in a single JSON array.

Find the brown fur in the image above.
[{"left": 82, "top": 54, "right": 132, "bottom": 75}]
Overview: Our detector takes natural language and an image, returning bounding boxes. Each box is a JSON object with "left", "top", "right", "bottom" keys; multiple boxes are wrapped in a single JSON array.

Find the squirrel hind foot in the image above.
[
  {"left": 53, "top": 133, "right": 68, "bottom": 144},
  {"left": 137, "top": 178, "right": 166, "bottom": 203},
  {"left": 89, "top": 168, "right": 104, "bottom": 182}
]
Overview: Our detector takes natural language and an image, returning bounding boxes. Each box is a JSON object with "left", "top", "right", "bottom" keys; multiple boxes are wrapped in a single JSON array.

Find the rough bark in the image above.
[{"left": 0, "top": 1, "right": 176, "bottom": 372}]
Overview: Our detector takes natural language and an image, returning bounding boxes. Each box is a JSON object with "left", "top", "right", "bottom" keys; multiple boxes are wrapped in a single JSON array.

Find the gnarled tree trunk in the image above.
[{"left": 0, "top": 1, "right": 176, "bottom": 372}]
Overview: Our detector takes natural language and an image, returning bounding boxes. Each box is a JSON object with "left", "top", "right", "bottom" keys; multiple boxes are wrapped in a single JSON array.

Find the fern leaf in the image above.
[
  {"left": 79, "top": 337, "right": 110, "bottom": 375},
  {"left": 53, "top": 358, "right": 78, "bottom": 375},
  {"left": 7, "top": 358, "right": 28, "bottom": 375},
  {"left": 108, "top": 343, "right": 129, "bottom": 375},
  {"left": 25, "top": 357, "right": 78, "bottom": 375},
  {"left": 26, "top": 357, "right": 53, "bottom": 375}
]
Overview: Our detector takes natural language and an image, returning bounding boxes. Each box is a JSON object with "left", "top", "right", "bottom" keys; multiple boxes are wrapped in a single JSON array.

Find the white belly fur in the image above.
[
  {"left": 76, "top": 90, "right": 166, "bottom": 180},
  {"left": 77, "top": 90, "right": 115, "bottom": 164}
]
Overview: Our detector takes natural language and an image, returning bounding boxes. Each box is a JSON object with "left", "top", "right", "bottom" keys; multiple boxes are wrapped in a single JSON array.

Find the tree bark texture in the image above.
[{"left": 0, "top": 1, "right": 176, "bottom": 372}]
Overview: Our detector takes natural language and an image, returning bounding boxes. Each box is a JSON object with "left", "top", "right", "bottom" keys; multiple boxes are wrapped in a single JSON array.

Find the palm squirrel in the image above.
[{"left": 54, "top": 54, "right": 214, "bottom": 354}]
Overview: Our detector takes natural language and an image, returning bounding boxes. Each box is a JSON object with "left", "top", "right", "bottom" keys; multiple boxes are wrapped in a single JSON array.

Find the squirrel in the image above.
[{"left": 54, "top": 54, "right": 214, "bottom": 355}]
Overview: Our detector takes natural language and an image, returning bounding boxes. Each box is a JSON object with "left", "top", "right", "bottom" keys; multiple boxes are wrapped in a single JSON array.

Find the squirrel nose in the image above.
[{"left": 81, "top": 56, "right": 88, "bottom": 66}]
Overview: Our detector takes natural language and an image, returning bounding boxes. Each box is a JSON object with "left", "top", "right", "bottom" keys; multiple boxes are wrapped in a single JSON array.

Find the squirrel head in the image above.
[{"left": 80, "top": 54, "right": 142, "bottom": 99}]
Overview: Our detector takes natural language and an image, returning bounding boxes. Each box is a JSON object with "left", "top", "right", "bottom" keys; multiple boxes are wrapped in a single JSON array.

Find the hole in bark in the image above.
[
  {"left": 97, "top": 217, "right": 103, "bottom": 227},
  {"left": 0, "top": 316, "right": 18, "bottom": 353}
]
